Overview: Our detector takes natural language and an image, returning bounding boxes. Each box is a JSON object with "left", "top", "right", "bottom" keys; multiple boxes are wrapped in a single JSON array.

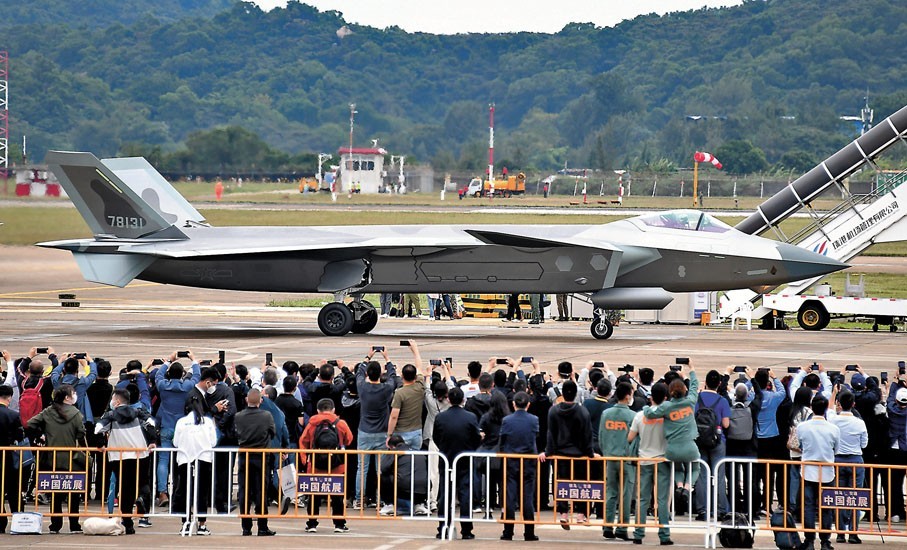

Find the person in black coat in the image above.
[
  {"left": 433, "top": 387, "right": 481, "bottom": 540},
  {"left": 0, "top": 385, "right": 24, "bottom": 534},
  {"left": 500, "top": 391, "right": 539, "bottom": 541}
]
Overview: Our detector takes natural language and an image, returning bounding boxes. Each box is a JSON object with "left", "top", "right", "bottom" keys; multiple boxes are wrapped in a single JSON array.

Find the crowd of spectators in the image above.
[{"left": 0, "top": 344, "right": 903, "bottom": 547}]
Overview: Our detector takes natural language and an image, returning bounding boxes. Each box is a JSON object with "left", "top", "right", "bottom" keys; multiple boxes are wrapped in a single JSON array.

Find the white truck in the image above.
[{"left": 762, "top": 288, "right": 906, "bottom": 332}]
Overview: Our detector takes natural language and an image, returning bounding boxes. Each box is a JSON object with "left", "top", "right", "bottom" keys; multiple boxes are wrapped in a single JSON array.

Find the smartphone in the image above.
[
  {"left": 496, "top": 358, "right": 509, "bottom": 365},
  {"left": 845, "top": 364, "right": 859, "bottom": 372},
  {"left": 151, "top": 358, "right": 164, "bottom": 366},
  {"left": 36, "top": 347, "right": 48, "bottom": 354},
  {"left": 787, "top": 366, "right": 800, "bottom": 374},
  {"left": 430, "top": 359, "right": 442, "bottom": 366},
  {"left": 900, "top": 360, "right": 906, "bottom": 375},
  {"left": 733, "top": 366, "right": 747, "bottom": 373},
  {"left": 521, "top": 356, "right": 534, "bottom": 364},
  {"left": 593, "top": 361, "right": 604, "bottom": 369},
  {"left": 372, "top": 346, "right": 384, "bottom": 352},
  {"left": 669, "top": 365, "right": 681, "bottom": 372},
  {"left": 74, "top": 352, "right": 87, "bottom": 359},
  {"left": 265, "top": 352, "right": 273, "bottom": 365},
  {"left": 675, "top": 357, "right": 690, "bottom": 365},
  {"left": 199, "top": 359, "right": 212, "bottom": 366},
  {"left": 882, "top": 371, "right": 889, "bottom": 383},
  {"left": 758, "top": 367, "right": 769, "bottom": 372},
  {"left": 177, "top": 351, "right": 189, "bottom": 358},
  {"left": 218, "top": 350, "right": 225, "bottom": 364},
  {"left": 827, "top": 370, "right": 840, "bottom": 382},
  {"left": 399, "top": 340, "right": 410, "bottom": 346},
  {"left": 446, "top": 357, "right": 453, "bottom": 367}
]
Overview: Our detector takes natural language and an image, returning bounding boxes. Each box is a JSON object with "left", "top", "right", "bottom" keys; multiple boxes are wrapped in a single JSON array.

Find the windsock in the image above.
[{"left": 694, "top": 151, "right": 723, "bottom": 170}]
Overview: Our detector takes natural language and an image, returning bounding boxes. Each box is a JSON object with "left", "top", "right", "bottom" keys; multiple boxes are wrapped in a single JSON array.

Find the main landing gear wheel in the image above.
[
  {"left": 318, "top": 302, "right": 354, "bottom": 336},
  {"left": 350, "top": 300, "right": 379, "bottom": 334},
  {"left": 590, "top": 316, "right": 614, "bottom": 340}
]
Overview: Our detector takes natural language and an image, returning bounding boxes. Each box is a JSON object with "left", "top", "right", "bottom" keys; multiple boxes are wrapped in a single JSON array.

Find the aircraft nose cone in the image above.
[{"left": 776, "top": 242, "right": 848, "bottom": 279}]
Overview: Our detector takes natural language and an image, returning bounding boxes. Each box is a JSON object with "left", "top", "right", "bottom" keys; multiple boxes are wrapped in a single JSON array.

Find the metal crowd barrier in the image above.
[
  {"left": 449, "top": 453, "right": 712, "bottom": 544},
  {"left": 713, "top": 457, "right": 907, "bottom": 548}
]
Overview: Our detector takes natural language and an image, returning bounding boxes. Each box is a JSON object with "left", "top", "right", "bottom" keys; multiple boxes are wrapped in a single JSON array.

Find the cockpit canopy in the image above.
[{"left": 636, "top": 210, "right": 732, "bottom": 233}]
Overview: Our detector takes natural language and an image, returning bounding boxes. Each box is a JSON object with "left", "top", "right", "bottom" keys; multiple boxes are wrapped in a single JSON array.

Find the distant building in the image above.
[{"left": 338, "top": 147, "right": 386, "bottom": 193}]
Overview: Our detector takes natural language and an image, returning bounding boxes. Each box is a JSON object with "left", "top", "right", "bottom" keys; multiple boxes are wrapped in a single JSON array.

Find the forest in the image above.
[{"left": 5, "top": 0, "right": 907, "bottom": 174}]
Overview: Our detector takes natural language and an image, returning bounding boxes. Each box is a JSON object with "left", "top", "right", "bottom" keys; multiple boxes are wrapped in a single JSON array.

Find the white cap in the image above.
[{"left": 897, "top": 388, "right": 907, "bottom": 404}]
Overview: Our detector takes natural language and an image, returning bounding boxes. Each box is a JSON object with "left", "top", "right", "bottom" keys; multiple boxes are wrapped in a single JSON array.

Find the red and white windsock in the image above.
[{"left": 694, "top": 151, "right": 722, "bottom": 170}]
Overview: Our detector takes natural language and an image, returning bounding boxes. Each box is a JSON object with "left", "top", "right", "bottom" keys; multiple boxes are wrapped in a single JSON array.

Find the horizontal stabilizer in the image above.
[{"left": 72, "top": 252, "right": 155, "bottom": 287}]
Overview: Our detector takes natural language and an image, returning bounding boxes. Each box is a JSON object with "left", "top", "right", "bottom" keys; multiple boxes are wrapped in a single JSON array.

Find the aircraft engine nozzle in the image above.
[{"left": 590, "top": 287, "right": 674, "bottom": 310}]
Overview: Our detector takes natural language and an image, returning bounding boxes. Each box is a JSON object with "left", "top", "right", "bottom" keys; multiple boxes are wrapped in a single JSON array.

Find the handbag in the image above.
[
  {"left": 279, "top": 459, "right": 297, "bottom": 500},
  {"left": 11, "top": 512, "right": 43, "bottom": 535},
  {"left": 786, "top": 430, "right": 800, "bottom": 453}
]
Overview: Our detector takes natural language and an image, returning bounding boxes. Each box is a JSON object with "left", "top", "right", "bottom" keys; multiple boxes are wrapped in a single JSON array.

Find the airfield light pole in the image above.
[
  {"left": 488, "top": 103, "right": 495, "bottom": 186},
  {"left": 317, "top": 153, "right": 332, "bottom": 188},
  {"left": 0, "top": 51, "right": 8, "bottom": 194}
]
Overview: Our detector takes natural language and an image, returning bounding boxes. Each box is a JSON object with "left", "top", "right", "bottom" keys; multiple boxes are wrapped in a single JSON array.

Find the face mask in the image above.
[
  {"left": 71, "top": 394, "right": 78, "bottom": 405},
  {"left": 206, "top": 384, "right": 217, "bottom": 395},
  {"left": 109, "top": 399, "right": 117, "bottom": 409}
]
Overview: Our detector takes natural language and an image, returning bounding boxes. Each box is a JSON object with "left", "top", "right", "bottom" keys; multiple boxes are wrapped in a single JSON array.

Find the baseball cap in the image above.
[
  {"left": 557, "top": 363, "right": 573, "bottom": 377},
  {"left": 896, "top": 388, "right": 907, "bottom": 404},
  {"left": 851, "top": 373, "right": 866, "bottom": 390}
]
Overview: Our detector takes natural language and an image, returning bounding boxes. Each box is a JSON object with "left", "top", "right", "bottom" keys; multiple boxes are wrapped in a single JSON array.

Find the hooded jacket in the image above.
[
  {"left": 26, "top": 403, "right": 86, "bottom": 470},
  {"left": 94, "top": 404, "right": 155, "bottom": 461},
  {"left": 545, "top": 402, "right": 594, "bottom": 458}
]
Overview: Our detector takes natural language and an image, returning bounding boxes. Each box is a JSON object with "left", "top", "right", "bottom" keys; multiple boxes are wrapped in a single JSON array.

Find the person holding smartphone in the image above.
[
  {"left": 386, "top": 342, "right": 425, "bottom": 450},
  {"left": 352, "top": 345, "right": 398, "bottom": 509}
]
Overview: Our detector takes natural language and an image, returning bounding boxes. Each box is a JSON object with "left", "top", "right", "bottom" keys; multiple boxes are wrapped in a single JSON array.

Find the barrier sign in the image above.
[
  {"left": 555, "top": 481, "right": 604, "bottom": 501},
  {"left": 298, "top": 474, "right": 344, "bottom": 495},
  {"left": 38, "top": 472, "right": 86, "bottom": 492},
  {"left": 821, "top": 488, "right": 871, "bottom": 509}
]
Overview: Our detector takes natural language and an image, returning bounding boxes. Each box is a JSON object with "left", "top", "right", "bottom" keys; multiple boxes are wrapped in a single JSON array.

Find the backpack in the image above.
[
  {"left": 19, "top": 378, "right": 44, "bottom": 428},
  {"left": 718, "top": 512, "right": 755, "bottom": 548},
  {"left": 770, "top": 510, "right": 801, "bottom": 550},
  {"left": 727, "top": 403, "right": 754, "bottom": 441},
  {"left": 312, "top": 418, "right": 342, "bottom": 470},
  {"left": 695, "top": 394, "right": 722, "bottom": 450}
]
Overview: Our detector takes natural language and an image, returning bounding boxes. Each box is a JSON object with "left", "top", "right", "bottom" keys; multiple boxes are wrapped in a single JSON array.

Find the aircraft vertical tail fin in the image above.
[
  {"left": 45, "top": 151, "right": 186, "bottom": 240},
  {"left": 101, "top": 156, "right": 207, "bottom": 227}
]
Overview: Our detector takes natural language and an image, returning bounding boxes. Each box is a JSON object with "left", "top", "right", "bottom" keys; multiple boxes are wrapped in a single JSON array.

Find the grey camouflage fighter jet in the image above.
[{"left": 39, "top": 151, "right": 846, "bottom": 339}]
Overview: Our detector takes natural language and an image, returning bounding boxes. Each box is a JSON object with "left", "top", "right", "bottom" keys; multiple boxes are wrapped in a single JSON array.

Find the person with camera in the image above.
[
  {"left": 352, "top": 345, "right": 398, "bottom": 509},
  {"left": 386, "top": 342, "right": 425, "bottom": 451},
  {"left": 600, "top": 382, "right": 638, "bottom": 540},
  {"left": 797, "top": 394, "right": 840, "bottom": 550},
  {"left": 424, "top": 358, "right": 455, "bottom": 514},
  {"left": 51, "top": 352, "right": 98, "bottom": 427},
  {"left": 153, "top": 350, "right": 201, "bottom": 509},
  {"left": 630, "top": 381, "right": 673, "bottom": 545},
  {"left": 304, "top": 360, "right": 347, "bottom": 414}
]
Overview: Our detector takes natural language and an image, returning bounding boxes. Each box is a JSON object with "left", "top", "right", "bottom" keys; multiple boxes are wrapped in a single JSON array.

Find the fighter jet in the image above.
[{"left": 38, "top": 151, "right": 846, "bottom": 339}]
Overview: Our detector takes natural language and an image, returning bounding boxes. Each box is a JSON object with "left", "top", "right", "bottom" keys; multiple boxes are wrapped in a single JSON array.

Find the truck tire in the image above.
[{"left": 797, "top": 302, "right": 829, "bottom": 331}]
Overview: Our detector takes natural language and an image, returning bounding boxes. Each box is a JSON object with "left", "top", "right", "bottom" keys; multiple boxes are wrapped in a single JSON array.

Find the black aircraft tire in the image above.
[
  {"left": 590, "top": 317, "right": 614, "bottom": 340},
  {"left": 797, "top": 303, "right": 829, "bottom": 331},
  {"left": 318, "top": 303, "right": 354, "bottom": 336},
  {"left": 351, "top": 305, "right": 379, "bottom": 334}
]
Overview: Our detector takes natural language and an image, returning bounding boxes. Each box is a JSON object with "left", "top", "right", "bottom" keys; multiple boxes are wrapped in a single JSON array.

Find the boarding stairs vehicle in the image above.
[{"left": 719, "top": 103, "right": 907, "bottom": 330}]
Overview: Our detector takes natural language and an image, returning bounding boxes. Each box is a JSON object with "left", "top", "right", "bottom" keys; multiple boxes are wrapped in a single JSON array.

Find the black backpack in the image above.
[
  {"left": 695, "top": 394, "right": 722, "bottom": 450},
  {"left": 718, "top": 512, "right": 755, "bottom": 548},
  {"left": 770, "top": 510, "right": 801, "bottom": 550},
  {"left": 312, "top": 418, "right": 342, "bottom": 470}
]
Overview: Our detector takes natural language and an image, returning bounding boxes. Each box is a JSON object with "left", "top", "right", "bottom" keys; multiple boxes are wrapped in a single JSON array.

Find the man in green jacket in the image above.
[{"left": 599, "top": 382, "right": 638, "bottom": 540}]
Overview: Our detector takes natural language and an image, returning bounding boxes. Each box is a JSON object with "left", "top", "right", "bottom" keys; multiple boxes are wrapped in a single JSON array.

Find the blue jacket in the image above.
[
  {"left": 115, "top": 372, "right": 152, "bottom": 412},
  {"left": 500, "top": 409, "right": 539, "bottom": 454},
  {"left": 51, "top": 361, "right": 98, "bottom": 423},
  {"left": 260, "top": 397, "right": 290, "bottom": 449},
  {"left": 747, "top": 378, "right": 785, "bottom": 438},
  {"left": 154, "top": 362, "right": 201, "bottom": 432}
]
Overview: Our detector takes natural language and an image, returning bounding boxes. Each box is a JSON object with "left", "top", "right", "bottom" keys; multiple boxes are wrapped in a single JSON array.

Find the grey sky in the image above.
[{"left": 251, "top": 1, "right": 743, "bottom": 34}]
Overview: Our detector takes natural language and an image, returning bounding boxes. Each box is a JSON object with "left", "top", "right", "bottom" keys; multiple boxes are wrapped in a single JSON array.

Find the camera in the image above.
[
  {"left": 675, "top": 357, "right": 689, "bottom": 365},
  {"left": 372, "top": 346, "right": 384, "bottom": 352},
  {"left": 618, "top": 364, "right": 635, "bottom": 373}
]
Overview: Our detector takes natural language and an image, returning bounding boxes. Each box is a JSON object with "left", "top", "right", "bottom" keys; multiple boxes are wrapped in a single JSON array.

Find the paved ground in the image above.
[{"left": 1, "top": 244, "right": 905, "bottom": 547}]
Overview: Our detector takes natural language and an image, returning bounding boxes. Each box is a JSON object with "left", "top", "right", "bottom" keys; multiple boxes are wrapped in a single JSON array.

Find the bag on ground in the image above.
[
  {"left": 10, "top": 512, "right": 43, "bottom": 535},
  {"left": 718, "top": 512, "right": 755, "bottom": 548},
  {"left": 280, "top": 459, "right": 297, "bottom": 499},
  {"left": 83, "top": 517, "right": 125, "bottom": 536},
  {"left": 770, "top": 510, "right": 801, "bottom": 550}
]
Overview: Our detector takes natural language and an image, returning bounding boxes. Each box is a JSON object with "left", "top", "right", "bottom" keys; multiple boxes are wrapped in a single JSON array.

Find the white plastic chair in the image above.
[{"left": 730, "top": 302, "right": 753, "bottom": 330}]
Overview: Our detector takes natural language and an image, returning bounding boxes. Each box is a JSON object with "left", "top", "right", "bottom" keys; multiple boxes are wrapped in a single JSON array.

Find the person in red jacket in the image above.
[{"left": 299, "top": 398, "right": 353, "bottom": 534}]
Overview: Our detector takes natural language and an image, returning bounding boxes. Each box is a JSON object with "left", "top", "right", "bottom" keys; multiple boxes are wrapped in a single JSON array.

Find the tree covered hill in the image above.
[
  {"left": 6, "top": 0, "right": 907, "bottom": 173},
  {"left": 0, "top": 0, "right": 234, "bottom": 27}
]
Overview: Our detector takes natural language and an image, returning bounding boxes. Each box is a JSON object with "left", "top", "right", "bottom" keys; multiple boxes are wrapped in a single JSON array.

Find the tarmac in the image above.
[{"left": 1, "top": 244, "right": 905, "bottom": 548}]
